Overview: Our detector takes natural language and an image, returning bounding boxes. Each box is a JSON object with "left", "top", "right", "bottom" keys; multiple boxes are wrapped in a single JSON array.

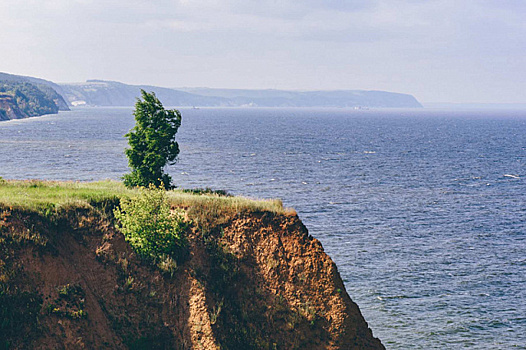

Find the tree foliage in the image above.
[{"left": 123, "top": 90, "right": 181, "bottom": 189}]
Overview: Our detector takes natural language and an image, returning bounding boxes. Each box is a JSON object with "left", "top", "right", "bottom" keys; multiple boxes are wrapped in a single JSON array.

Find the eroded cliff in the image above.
[{"left": 0, "top": 204, "right": 383, "bottom": 349}]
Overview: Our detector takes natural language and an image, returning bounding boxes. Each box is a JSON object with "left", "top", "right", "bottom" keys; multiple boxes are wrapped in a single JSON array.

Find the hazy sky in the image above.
[{"left": 1, "top": 0, "right": 525, "bottom": 103}]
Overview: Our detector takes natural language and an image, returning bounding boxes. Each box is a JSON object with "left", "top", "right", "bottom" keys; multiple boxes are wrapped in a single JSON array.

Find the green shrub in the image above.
[{"left": 113, "top": 185, "right": 187, "bottom": 268}]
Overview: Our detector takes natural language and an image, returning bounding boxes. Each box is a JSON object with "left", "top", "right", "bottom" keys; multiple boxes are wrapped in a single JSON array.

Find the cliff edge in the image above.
[{"left": 0, "top": 182, "right": 384, "bottom": 349}]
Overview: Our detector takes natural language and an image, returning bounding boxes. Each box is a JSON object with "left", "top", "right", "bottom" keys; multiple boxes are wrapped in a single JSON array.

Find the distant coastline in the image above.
[
  {"left": 60, "top": 80, "right": 423, "bottom": 108},
  {"left": 0, "top": 72, "right": 423, "bottom": 120}
]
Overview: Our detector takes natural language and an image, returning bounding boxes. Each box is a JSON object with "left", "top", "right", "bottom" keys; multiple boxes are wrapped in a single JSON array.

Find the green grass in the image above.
[
  {"left": 0, "top": 179, "right": 129, "bottom": 212},
  {"left": 0, "top": 179, "right": 288, "bottom": 215}
]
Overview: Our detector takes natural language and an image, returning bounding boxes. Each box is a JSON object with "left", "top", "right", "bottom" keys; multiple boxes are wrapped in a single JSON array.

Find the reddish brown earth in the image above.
[{"left": 0, "top": 206, "right": 384, "bottom": 349}]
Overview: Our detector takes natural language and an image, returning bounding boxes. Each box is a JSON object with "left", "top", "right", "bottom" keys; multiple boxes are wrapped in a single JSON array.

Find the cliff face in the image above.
[
  {"left": 0, "top": 206, "right": 384, "bottom": 349},
  {"left": 0, "top": 95, "right": 25, "bottom": 120}
]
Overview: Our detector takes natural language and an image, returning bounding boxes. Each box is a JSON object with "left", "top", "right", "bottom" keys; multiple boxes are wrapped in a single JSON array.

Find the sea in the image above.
[{"left": 1, "top": 107, "right": 525, "bottom": 349}]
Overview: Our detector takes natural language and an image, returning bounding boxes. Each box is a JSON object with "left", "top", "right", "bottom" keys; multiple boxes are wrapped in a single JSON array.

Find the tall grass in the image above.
[{"left": 0, "top": 179, "right": 288, "bottom": 216}]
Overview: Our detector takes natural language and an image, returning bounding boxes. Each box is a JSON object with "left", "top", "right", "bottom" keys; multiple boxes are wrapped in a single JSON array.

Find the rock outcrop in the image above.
[
  {"left": 0, "top": 206, "right": 384, "bottom": 349},
  {"left": 0, "top": 95, "right": 25, "bottom": 120}
]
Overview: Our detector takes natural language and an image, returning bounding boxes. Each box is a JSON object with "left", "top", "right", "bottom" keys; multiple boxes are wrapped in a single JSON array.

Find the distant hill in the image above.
[
  {"left": 180, "top": 87, "right": 423, "bottom": 108},
  {"left": 60, "top": 80, "right": 423, "bottom": 108},
  {"left": 0, "top": 72, "right": 69, "bottom": 111},
  {"left": 60, "top": 80, "right": 228, "bottom": 107},
  {"left": 0, "top": 72, "right": 423, "bottom": 109}
]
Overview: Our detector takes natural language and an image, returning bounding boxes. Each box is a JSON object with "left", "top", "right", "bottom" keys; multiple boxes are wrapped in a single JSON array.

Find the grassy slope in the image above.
[{"left": 0, "top": 179, "right": 287, "bottom": 219}]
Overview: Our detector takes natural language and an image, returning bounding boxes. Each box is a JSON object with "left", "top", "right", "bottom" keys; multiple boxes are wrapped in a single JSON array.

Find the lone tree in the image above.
[{"left": 123, "top": 90, "right": 181, "bottom": 189}]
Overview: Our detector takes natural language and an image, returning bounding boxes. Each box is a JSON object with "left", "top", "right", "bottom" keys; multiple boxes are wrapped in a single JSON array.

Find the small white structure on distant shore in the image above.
[{"left": 71, "top": 100, "right": 87, "bottom": 106}]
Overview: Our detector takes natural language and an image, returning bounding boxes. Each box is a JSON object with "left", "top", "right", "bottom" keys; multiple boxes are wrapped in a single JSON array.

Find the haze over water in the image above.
[{"left": 1, "top": 107, "right": 525, "bottom": 349}]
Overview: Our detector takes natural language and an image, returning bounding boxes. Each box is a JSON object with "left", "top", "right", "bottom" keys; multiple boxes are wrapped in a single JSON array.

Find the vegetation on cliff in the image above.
[
  {"left": 0, "top": 81, "right": 61, "bottom": 121},
  {"left": 114, "top": 185, "right": 188, "bottom": 273},
  {"left": 0, "top": 72, "right": 69, "bottom": 111},
  {"left": 0, "top": 179, "right": 384, "bottom": 349}
]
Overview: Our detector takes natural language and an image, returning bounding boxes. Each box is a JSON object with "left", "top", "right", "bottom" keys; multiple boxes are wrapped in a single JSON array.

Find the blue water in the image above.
[{"left": 1, "top": 107, "right": 525, "bottom": 349}]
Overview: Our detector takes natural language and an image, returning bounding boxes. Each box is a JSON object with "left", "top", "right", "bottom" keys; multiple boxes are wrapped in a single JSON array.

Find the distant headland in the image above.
[
  {"left": 62, "top": 80, "right": 423, "bottom": 108},
  {"left": 0, "top": 73, "right": 69, "bottom": 121},
  {"left": 0, "top": 71, "right": 422, "bottom": 121}
]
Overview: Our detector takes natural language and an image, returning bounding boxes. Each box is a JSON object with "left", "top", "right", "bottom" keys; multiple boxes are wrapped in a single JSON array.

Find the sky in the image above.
[{"left": 1, "top": 0, "right": 525, "bottom": 103}]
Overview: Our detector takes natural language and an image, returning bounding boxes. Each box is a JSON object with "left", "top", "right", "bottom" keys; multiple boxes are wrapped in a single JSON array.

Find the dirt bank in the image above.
[{"left": 0, "top": 206, "right": 384, "bottom": 349}]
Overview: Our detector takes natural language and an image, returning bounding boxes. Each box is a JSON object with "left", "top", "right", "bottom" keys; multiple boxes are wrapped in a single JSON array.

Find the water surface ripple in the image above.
[{"left": 1, "top": 107, "right": 525, "bottom": 349}]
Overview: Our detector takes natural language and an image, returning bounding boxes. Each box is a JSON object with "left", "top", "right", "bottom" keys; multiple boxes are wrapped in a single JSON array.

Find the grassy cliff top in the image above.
[{"left": 0, "top": 179, "right": 286, "bottom": 215}]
